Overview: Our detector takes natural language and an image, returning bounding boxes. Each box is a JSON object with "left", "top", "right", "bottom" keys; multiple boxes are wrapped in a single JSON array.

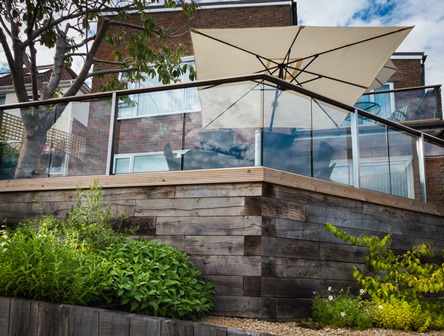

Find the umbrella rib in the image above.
[
  {"left": 283, "top": 25, "right": 304, "bottom": 66},
  {"left": 287, "top": 65, "right": 368, "bottom": 89},
  {"left": 202, "top": 82, "right": 262, "bottom": 129}
]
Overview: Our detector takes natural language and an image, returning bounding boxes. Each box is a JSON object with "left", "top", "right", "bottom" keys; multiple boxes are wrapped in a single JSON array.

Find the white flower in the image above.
[
  {"left": 359, "top": 288, "right": 365, "bottom": 296},
  {"left": 328, "top": 286, "right": 332, "bottom": 291},
  {"left": 341, "top": 312, "right": 346, "bottom": 317},
  {"left": 328, "top": 295, "right": 333, "bottom": 301},
  {"left": 378, "top": 305, "right": 384, "bottom": 310}
]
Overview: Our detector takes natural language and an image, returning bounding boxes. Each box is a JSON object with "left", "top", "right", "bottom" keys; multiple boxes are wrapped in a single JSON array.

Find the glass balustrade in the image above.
[{"left": 1, "top": 74, "right": 443, "bottom": 204}]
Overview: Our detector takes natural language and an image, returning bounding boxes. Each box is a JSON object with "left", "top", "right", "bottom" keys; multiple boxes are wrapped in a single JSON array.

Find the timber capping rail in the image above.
[
  {"left": 0, "top": 296, "right": 273, "bottom": 336},
  {"left": 1, "top": 167, "right": 443, "bottom": 217}
]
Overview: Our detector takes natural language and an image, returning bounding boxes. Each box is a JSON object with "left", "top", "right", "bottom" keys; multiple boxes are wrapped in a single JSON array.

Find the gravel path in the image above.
[{"left": 199, "top": 316, "right": 444, "bottom": 336}]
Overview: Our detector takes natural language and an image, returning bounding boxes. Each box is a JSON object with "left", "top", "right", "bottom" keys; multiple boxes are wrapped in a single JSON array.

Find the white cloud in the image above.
[{"left": 296, "top": 0, "right": 444, "bottom": 87}]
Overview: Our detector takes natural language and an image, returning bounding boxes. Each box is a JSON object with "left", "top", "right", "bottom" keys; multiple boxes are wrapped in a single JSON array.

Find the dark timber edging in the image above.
[{"left": 0, "top": 297, "right": 274, "bottom": 336}]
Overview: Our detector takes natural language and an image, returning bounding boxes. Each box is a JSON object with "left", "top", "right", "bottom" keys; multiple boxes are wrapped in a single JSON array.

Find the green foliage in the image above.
[
  {"left": 100, "top": 239, "right": 214, "bottom": 320},
  {"left": 325, "top": 223, "right": 444, "bottom": 302},
  {"left": 369, "top": 297, "right": 436, "bottom": 332},
  {"left": 310, "top": 287, "right": 373, "bottom": 330},
  {"left": 0, "top": 139, "right": 19, "bottom": 180},
  {"left": 0, "top": 181, "right": 214, "bottom": 320},
  {"left": 0, "top": 221, "right": 109, "bottom": 305},
  {"left": 319, "top": 223, "right": 444, "bottom": 332}
]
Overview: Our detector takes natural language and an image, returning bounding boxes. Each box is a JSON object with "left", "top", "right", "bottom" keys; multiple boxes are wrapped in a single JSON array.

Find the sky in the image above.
[
  {"left": 295, "top": 0, "right": 444, "bottom": 87},
  {"left": 1, "top": 0, "right": 443, "bottom": 88}
]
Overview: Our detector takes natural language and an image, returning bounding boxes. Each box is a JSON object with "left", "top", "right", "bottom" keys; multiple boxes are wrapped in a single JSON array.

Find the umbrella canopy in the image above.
[
  {"left": 191, "top": 25, "right": 412, "bottom": 108},
  {"left": 368, "top": 58, "right": 397, "bottom": 91}
]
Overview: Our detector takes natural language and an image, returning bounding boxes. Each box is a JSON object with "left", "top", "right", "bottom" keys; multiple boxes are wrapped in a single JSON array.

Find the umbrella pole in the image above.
[{"left": 268, "top": 88, "right": 281, "bottom": 131}]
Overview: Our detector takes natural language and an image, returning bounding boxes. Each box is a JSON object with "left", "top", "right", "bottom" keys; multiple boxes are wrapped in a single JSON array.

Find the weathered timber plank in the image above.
[
  {"left": 156, "top": 216, "right": 262, "bottom": 236},
  {"left": 262, "top": 168, "right": 444, "bottom": 216},
  {"left": 319, "top": 242, "right": 367, "bottom": 263},
  {"left": 0, "top": 297, "right": 10, "bottom": 336},
  {"left": 203, "top": 275, "right": 244, "bottom": 296},
  {"left": 274, "top": 258, "right": 358, "bottom": 280},
  {"left": 191, "top": 256, "right": 262, "bottom": 276},
  {"left": 2, "top": 167, "right": 444, "bottom": 217},
  {"left": 275, "top": 219, "right": 327, "bottom": 241},
  {"left": 275, "top": 298, "right": 313, "bottom": 320},
  {"left": 120, "top": 217, "right": 156, "bottom": 235},
  {"left": 212, "top": 296, "right": 275, "bottom": 319},
  {"left": 145, "top": 236, "right": 185, "bottom": 251},
  {"left": 161, "top": 319, "right": 194, "bottom": 336},
  {"left": 184, "top": 236, "right": 244, "bottom": 256},
  {"left": 135, "top": 197, "right": 247, "bottom": 217},
  {"left": 174, "top": 183, "right": 263, "bottom": 198},
  {"left": 194, "top": 323, "right": 228, "bottom": 336},
  {"left": 244, "top": 276, "right": 261, "bottom": 297},
  {"left": 38, "top": 302, "right": 67, "bottom": 336},
  {"left": 272, "top": 184, "right": 363, "bottom": 212},
  {"left": 68, "top": 305, "right": 99, "bottom": 336},
  {"left": 244, "top": 197, "right": 306, "bottom": 221},
  {"left": 261, "top": 237, "right": 321, "bottom": 260},
  {"left": 99, "top": 310, "right": 130, "bottom": 336},
  {"left": 0, "top": 168, "right": 266, "bottom": 193},
  {"left": 261, "top": 277, "right": 355, "bottom": 298},
  {"left": 244, "top": 236, "right": 261, "bottom": 256},
  {"left": 129, "top": 315, "right": 163, "bottom": 336},
  {"left": 9, "top": 298, "right": 37, "bottom": 336}
]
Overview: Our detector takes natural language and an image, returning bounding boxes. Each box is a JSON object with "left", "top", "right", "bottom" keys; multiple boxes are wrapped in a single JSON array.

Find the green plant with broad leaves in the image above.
[
  {"left": 100, "top": 239, "right": 214, "bottom": 320},
  {"left": 0, "top": 180, "right": 213, "bottom": 320}
]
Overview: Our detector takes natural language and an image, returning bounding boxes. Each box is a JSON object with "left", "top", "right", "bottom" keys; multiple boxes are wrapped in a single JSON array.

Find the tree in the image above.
[{"left": 0, "top": 0, "right": 196, "bottom": 178}]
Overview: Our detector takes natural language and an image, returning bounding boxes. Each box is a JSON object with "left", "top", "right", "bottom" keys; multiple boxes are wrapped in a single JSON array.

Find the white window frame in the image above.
[{"left": 330, "top": 155, "right": 415, "bottom": 199}]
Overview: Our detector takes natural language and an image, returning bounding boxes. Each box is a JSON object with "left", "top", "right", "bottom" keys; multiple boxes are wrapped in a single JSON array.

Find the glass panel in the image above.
[
  {"left": 387, "top": 127, "right": 418, "bottom": 200},
  {"left": 358, "top": 86, "right": 440, "bottom": 122},
  {"left": 261, "top": 86, "right": 311, "bottom": 173},
  {"left": 123, "top": 88, "right": 200, "bottom": 117},
  {"left": 310, "top": 101, "right": 353, "bottom": 184},
  {"left": 115, "top": 157, "right": 130, "bottom": 174},
  {"left": 358, "top": 122, "right": 390, "bottom": 194},
  {"left": 114, "top": 97, "right": 185, "bottom": 172},
  {"left": 0, "top": 97, "right": 102, "bottom": 179},
  {"left": 181, "top": 80, "right": 261, "bottom": 170},
  {"left": 134, "top": 154, "right": 169, "bottom": 172},
  {"left": 118, "top": 60, "right": 200, "bottom": 118}
]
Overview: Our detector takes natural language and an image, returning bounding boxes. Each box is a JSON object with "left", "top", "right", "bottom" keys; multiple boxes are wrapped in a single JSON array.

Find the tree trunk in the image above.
[{"left": 13, "top": 128, "right": 48, "bottom": 178}]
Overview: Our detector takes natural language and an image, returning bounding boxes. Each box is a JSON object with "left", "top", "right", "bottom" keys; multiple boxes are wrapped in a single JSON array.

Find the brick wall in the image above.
[
  {"left": 92, "top": 4, "right": 293, "bottom": 92},
  {"left": 87, "top": 3, "right": 293, "bottom": 174},
  {"left": 390, "top": 58, "right": 424, "bottom": 89}
]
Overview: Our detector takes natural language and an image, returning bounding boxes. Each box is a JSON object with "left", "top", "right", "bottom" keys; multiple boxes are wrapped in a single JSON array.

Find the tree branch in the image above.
[
  {"left": 87, "top": 67, "right": 139, "bottom": 78},
  {"left": 64, "top": 17, "right": 111, "bottom": 97}
]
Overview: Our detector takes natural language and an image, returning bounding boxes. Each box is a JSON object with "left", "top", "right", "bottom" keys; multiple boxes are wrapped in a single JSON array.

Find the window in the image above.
[
  {"left": 0, "top": 96, "right": 5, "bottom": 105},
  {"left": 357, "top": 83, "right": 395, "bottom": 119},
  {"left": 118, "top": 58, "right": 200, "bottom": 119},
  {"left": 330, "top": 156, "right": 414, "bottom": 199},
  {"left": 114, "top": 152, "right": 170, "bottom": 173}
]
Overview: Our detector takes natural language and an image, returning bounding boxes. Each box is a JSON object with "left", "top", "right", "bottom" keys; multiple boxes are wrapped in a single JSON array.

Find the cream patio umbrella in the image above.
[{"left": 190, "top": 25, "right": 412, "bottom": 129}]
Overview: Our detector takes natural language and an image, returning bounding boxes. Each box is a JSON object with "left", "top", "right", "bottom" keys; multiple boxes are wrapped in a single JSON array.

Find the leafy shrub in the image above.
[
  {"left": 0, "top": 221, "right": 109, "bottom": 305},
  {"left": 100, "top": 239, "right": 214, "bottom": 320},
  {"left": 324, "top": 223, "right": 444, "bottom": 302},
  {"left": 0, "top": 181, "right": 214, "bottom": 320},
  {"left": 311, "top": 287, "right": 373, "bottom": 330},
  {"left": 321, "top": 223, "right": 444, "bottom": 332}
]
